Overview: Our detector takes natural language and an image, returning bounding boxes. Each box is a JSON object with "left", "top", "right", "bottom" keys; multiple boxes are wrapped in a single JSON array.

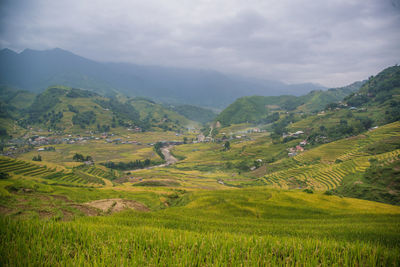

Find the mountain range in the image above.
[{"left": 0, "top": 48, "right": 325, "bottom": 108}]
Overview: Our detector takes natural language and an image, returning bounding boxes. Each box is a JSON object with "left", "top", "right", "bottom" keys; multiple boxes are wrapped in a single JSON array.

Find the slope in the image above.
[
  {"left": 215, "top": 81, "right": 363, "bottom": 126},
  {"left": 12, "top": 86, "right": 192, "bottom": 133},
  {"left": 0, "top": 48, "right": 325, "bottom": 107}
]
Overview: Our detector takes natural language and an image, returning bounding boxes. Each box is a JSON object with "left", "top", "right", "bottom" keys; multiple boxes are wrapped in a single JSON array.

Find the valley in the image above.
[{"left": 0, "top": 65, "right": 400, "bottom": 265}]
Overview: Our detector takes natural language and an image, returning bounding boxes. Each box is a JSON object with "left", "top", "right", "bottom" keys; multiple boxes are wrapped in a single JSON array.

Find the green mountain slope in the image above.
[
  {"left": 10, "top": 86, "right": 193, "bottom": 133},
  {"left": 344, "top": 65, "right": 400, "bottom": 123},
  {"left": 261, "top": 121, "right": 400, "bottom": 204},
  {"left": 216, "top": 82, "right": 363, "bottom": 126},
  {"left": 168, "top": 104, "right": 217, "bottom": 124}
]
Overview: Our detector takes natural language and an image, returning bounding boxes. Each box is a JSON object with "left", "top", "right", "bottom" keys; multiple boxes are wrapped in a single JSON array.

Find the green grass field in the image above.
[{"left": 1, "top": 187, "right": 400, "bottom": 266}]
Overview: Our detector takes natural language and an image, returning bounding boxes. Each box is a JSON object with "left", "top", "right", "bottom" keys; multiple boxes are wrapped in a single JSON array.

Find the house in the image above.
[
  {"left": 300, "top": 140, "right": 308, "bottom": 146},
  {"left": 294, "top": 131, "right": 304, "bottom": 135},
  {"left": 197, "top": 134, "right": 205, "bottom": 142},
  {"left": 295, "top": 145, "right": 304, "bottom": 152},
  {"left": 288, "top": 152, "right": 297, "bottom": 157}
]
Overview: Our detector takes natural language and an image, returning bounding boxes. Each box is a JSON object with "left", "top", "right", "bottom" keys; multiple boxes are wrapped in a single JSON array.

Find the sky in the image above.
[{"left": 0, "top": 0, "right": 399, "bottom": 87}]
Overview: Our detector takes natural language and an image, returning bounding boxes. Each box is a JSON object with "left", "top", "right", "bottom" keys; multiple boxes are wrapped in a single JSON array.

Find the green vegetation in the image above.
[
  {"left": 153, "top": 142, "right": 165, "bottom": 160},
  {"left": 169, "top": 104, "right": 217, "bottom": 123},
  {"left": 72, "top": 153, "right": 92, "bottom": 162},
  {"left": 1, "top": 187, "right": 400, "bottom": 266},
  {"left": 32, "top": 155, "right": 42, "bottom": 161},
  {"left": 215, "top": 81, "right": 363, "bottom": 126},
  {"left": 72, "top": 111, "right": 96, "bottom": 128},
  {"left": 2, "top": 86, "right": 196, "bottom": 135},
  {"left": 0, "top": 156, "right": 104, "bottom": 186},
  {"left": 333, "top": 157, "right": 400, "bottom": 205},
  {"left": 1, "top": 65, "right": 400, "bottom": 265},
  {"left": 101, "top": 159, "right": 161, "bottom": 171}
]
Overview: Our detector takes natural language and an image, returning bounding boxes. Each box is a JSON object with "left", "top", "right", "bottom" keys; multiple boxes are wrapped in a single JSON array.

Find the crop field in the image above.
[
  {"left": 18, "top": 142, "right": 161, "bottom": 167},
  {"left": 1, "top": 187, "right": 400, "bottom": 266},
  {"left": 2, "top": 121, "right": 400, "bottom": 265},
  {"left": 262, "top": 122, "right": 400, "bottom": 191},
  {"left": 0, "top": 156, "right": 105, "bottom": 187}
]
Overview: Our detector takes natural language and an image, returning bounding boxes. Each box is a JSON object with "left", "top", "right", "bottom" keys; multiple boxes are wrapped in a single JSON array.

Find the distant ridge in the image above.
[{"left": 0, "top": 48, "right": 325, "bottom": 108}]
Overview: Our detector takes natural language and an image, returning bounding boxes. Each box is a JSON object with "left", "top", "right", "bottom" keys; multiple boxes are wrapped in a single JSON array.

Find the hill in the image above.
[
  {"left": 285, "top": 65, "right": 400, "bottom": 141},
  {"left": 168, "top": 104, "right": 218, "bottom": 124},
  {"left": 215, "top": 81, "right": 363, "bottom": 126},
  {"left": 7, "top": 86, "right": 194, "bottom": 133},
  {"left": 0, "top": 48, "right": 325, "bottom": 107},
  {"left": 1, "top": 180, "right": 399, "bottom": 265},
  {"left": 344, "top": 65, "right": 400, "bottom": 124}
]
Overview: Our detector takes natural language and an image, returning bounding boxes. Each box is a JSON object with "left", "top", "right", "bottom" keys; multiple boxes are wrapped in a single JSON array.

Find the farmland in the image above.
[
  {"left": 1, "top": 121, "right": 400, "bottom": 265},
  {"left": 1, "top": 187, "right": 400, "bottom": 266},
  {"left": 1, "top": 74, "right": 400, "bottom": 265}
]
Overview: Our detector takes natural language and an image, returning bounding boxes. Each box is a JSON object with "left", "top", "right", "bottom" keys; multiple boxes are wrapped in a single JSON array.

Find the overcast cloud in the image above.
[{"left": 1, "top": 0, "right": 399, "bottom": 87}]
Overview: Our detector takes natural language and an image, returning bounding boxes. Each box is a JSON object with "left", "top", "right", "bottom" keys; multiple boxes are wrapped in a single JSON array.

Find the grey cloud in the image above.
[{"left": 0, "top": 0, "right": 399, "bottom": 87}]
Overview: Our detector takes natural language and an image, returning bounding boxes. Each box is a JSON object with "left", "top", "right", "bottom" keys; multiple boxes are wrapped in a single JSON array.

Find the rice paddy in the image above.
[{"left": 1, "top": 122, "right": 400, "bottom": 265}]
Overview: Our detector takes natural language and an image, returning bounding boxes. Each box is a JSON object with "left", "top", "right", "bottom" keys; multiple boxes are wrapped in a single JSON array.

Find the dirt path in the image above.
[
  {"left": 161, "top": 146, "right": 178, "bottom": 165},
  {"left": 85, "top": 198, "right": 150, "bottom": 213},
  {"left": 128, "top": 145, "right": 178, "bottom": 172}
]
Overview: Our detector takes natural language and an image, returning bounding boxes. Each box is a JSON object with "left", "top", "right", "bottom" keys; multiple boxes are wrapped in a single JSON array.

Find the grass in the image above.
[{"left": 1, "top": 188, "right": 400, "bottom": 266}]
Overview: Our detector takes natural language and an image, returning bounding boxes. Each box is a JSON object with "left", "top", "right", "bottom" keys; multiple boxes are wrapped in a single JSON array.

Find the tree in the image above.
[
  {"left": 32, "top": 155, "right": 42, "bottom": 161},
  {"left": 183, "top": 137, "right": 188, "bottom": 144},
  {"left": 0, "top": 172, "right": 10, "bottom": 179},
  {"left": 73, "top": 153, "right": 85, "bottom": 162},
  {"left": 224, "top": 141, "right": 231, "bottom": 151}
]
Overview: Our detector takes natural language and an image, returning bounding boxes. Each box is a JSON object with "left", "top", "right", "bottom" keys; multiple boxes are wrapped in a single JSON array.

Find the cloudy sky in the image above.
[{"left": 1, "top": 0, "right": 399, "bottom": 87}]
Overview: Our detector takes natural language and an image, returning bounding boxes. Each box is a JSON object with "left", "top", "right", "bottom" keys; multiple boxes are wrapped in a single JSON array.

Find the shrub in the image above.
[{"left": 303, "top": 188, "right": 314, "bottom": 194}]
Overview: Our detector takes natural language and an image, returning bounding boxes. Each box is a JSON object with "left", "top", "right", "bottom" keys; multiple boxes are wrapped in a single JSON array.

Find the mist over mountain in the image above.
[{"left": 0, "top": 48, "right": 325, "bottom": 108}]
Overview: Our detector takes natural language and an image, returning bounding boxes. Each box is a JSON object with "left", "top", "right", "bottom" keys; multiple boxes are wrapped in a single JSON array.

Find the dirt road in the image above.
[
  {"left": 128, "top": 145, "right": 178, "bottom": 172},
  {"left": 161, "top": 146, "right": 178, "bottom": 165}
]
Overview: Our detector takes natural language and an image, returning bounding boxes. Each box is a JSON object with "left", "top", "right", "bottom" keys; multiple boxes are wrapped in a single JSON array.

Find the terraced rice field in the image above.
[
  {"left": 75, "top": 164, "right": 120, "bottom": 180},
  {"left": 294, "top": 122, "right": 400, "bottom": 164},
  {"left": 0, "top": 157, "right": 104, "bottom": 186},
  {"left": 264, "top": 149, "right": 400, "bottom": 190}
]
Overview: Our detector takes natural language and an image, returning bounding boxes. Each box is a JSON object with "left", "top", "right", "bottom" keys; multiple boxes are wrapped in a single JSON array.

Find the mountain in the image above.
[
  {"left": 2, "top": 86, "right": 194, "bottom": 134},
  {"left": 167, "top": 104, "right": 217, "bottom": 124},
  {"left": 345, "top": 65, "right": 400, "bottom": 113},
  {"left": 0, "top": 48, "right": 325, "bottom": 108},
  {"left": 215, "top": 81, "right": 363, "bottom": 126},
  {"left": 284, "top": 65, "right": 400, "bottom": 142}
]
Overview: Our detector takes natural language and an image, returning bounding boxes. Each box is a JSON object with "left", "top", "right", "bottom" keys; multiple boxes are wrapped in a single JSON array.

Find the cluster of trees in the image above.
[
  {"left": 0, "top": 127, "right": 8, "bottom": 138},
  {"left": 28, "top": 87, "right": 64, "bottom": 123},
  {"left": 225, "top": 159, "right": 263, "bottom": 173},
  {"left": 97, "top": 124, "right": 110, "bottom": 132},
  {"left": 0, "top": 172, "right": 10, "bottom": 179},
  {"left": 154, "top": 142, "right": 165, "bottom": 159},
  {"left": 72, "top": 111, "right": 96, "bottom": 128},
  {"left": 223, "top": 141, "right": 230, "bottom": 151},
  {"left": 72, "top": 153, "right": 93, "bottom": 162},
  {"left": 95, "top": 99, "right": 141, "bottom": 126},
  {"left": 43, "top": 111, "right": 63, "bottom": 125},
  {"left": 32, "top": 155, "right": 42, "bottom": 161},
  {"left": 68, "top": 104, "right": 79, "bottom": 113},
  {"left": 66, "top": 88, "right": 97, "bottom": 98},
  {"left": 102, "top": 159, "right": 154, "bottom": 170}
]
